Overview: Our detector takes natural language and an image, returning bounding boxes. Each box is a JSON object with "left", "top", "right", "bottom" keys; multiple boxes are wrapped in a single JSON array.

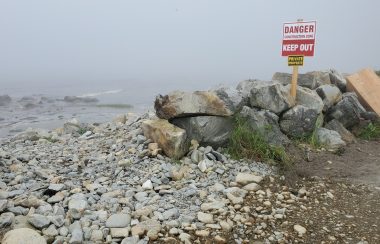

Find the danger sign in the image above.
[{"left": 282, "top": 21, "right": 316, "bottom": 56}]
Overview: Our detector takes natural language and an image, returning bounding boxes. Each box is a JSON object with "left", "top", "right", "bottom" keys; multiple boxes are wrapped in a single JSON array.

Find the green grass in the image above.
[
  {"left": 226, "top": 117, "right": 290, "bottom": 166},
  {"left": 77, "top": 127, "right": 88, "bottom": 135},
  {"left": 96, "top": 104, "right": 133, "bottom": 109},
  {"left": 358, "top": 122, "right": 380, "bottom": 140}
]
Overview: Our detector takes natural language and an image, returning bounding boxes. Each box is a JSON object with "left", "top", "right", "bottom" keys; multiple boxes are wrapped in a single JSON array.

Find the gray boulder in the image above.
[
  {"left": 154, "top": 91, "right": 232, "bottom": 120},
  {"left": 250, "top": 82, "right": 295, "bottom": 114},
  {"left": 214, "top": 86, "right": 245, "bottom": 113},
  {"left": 280, "top": 105, "right": 319, "bottom": 138},
  {"left": 273, "top": 71, "right": 331, "bottom": 90},
  {"left": 326, "top": 93, "right": 366, "bottom": 129},
  {"left": 0, "top": 95, "right": 11, "bottom": 106},
  {"left": 284, "top": 85, "right": 323, "bottom": 113},
  {"left": 239, "top": 106, "right": 289, "bottom": 146},
  {"left": 316, "top": 128, "right": 346, "bottom": 150},
  {"left": 316, "top": 84, "right": 342, "bottom": 111},
  {"left": 236, "top": 79, "right": 267, "bottom": 101},
  {"left": 171, "top": 116, "right": 233, "bottom": 148},
  {"left": 325, "top": 119, "right": 355, "bottom": 143},
  {"left": 329, "top": 69, "right": 347, "bottom": 92}
]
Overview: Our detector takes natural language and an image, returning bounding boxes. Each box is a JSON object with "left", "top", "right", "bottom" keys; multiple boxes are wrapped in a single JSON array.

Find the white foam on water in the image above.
[{"left": 77, "top": 89, "right": 123, "bottom": 98}]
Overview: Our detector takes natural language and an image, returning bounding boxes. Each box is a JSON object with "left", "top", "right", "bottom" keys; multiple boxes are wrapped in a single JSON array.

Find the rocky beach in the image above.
[{"left": 1, "top": 69, "right": 380, "bottom": 244}]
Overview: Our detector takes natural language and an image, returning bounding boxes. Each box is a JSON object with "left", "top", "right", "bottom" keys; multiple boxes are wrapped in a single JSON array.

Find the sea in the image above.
[{"left": 0, "top": 79, "right": 231, "bottom": 139}]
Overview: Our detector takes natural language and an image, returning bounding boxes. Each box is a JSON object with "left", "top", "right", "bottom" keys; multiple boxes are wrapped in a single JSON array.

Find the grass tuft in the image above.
[
  {"left": 358, "top": 122, "right": 380, "bottom": 140},
  {"left": 226, "top": 117, "right": 290, "bottom": 167}
]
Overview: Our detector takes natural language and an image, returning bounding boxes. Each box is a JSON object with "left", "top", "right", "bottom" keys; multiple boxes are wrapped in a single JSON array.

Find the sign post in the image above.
[{"left": 282, "top": 19, "right": 316, "bottom": 98}]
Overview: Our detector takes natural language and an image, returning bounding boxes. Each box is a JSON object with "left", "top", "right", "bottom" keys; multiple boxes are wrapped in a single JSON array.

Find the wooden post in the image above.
[
  {"left": 291, "top": 65, "right": 299, "bottom": 98},
  {"left": 290, "top": 18, "right": 303, "bottom": 99}
]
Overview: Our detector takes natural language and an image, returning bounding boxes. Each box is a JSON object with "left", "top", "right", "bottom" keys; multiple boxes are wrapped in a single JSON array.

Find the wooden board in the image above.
[{"left": 346, "top": 68, "right": 380, "bottom": 116}]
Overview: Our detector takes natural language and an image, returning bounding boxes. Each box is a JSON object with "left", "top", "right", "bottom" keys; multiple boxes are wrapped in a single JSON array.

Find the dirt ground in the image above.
[{"left": 291, "top": 139, "right": 380, "bottom": 188}]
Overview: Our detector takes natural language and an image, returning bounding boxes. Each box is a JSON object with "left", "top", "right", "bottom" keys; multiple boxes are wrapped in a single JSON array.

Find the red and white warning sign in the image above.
[{"left": 282, "top": 21, "right": 316, "bottom": 56}]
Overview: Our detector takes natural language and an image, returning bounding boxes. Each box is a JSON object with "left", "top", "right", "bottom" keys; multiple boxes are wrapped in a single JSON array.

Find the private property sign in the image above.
[{"left": 282, "top": 21, "right": 316, "bottom": 56}]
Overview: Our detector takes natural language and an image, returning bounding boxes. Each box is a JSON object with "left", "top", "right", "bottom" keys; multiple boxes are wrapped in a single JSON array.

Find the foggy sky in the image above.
[{"left": 1, "top": 0, "right": 379, "bottom": 89}]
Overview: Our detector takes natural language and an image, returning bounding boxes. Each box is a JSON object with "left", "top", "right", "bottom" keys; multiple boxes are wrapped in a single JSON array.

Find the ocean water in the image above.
[{"left": 0, "top": 79, "right": 227, "bottom": 138}]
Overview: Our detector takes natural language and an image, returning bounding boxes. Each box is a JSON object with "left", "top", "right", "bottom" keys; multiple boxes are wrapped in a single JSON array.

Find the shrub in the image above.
[
  {"left": 358, "top": 122, "right": 380, "bottom": 140},
  {"left": 226, "top": 117, "right": 290, "bottom": 166}
]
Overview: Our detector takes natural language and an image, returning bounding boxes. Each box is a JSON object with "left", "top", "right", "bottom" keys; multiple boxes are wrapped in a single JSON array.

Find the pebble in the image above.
[
  {"left": 106, "top": 213, "right": 131, "bottom": 228},
  {"left": 236, "top": 173, "right": 263, "bottom": 185},
  {"left": 142, "top": 180, "right": 153, "bottom": 190},
  {"left": 27, "top": 214, "right": 50, "bottom": 229},
  {"left": 197, "top": 212, "right": 214, "bottom": 224},
  {"left": 0, "top": 212, "right": 15, "bottom": 228},
  {"left": 294, "top": 224, "right": 307, "bottom": 236}
]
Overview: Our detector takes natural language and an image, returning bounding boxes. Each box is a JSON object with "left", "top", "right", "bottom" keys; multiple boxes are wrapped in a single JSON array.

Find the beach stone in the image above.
[
  {"left": 250, "top": 82, "right": 295, "bottom": 114},
  {"left": 121, "top": 236, "right": 140, "bottom": 244},
  {"left": 90, "top": 229, "right": 104, "bottom": 241},
  {"left": 0, "top": 200, "right": 7, "bottom": 212},
  {"left": 141, "top": 119, "right": 190, "bottom": 159},
  {"left": 325, "top": 119, "right": 355, "bottom": 143},
  {"left": 131, "top": 219, "right": 161, "bottom": 237},
  {"left": 110, "top": 228, "right": 130, "bottom": 238},
  {"left": 171, "top": 116, "right": 233, "bottom": 148},
  {"left": 280, "top": 105, "right": 319, "bottom": 138},
  {"left": 326, "top": 93, "right": 367, "bottom": 129},
  {"left": 154, "top": 90, "right": 232, "bottom": 119},
  {"left": 242, "top": 183, "right": 262, "bottom": 191},
  {"left": 0, "top": 212, "right": 14, "bottom": 228},
  {"left": 316, "top": 84, "right": 342, "bottom": 111},
  {"left": 316, "top": 128, "right": 346, "bottom": 150},
  {"left": 236, "top": 173, "right": 263, "bottom": 185},
  {"left": 2, "top": 228, "right": 47, "bottom": 244},
  {"left": 179, "top": 233, "right": 192, "bottom": 244},
  {"left": 201, "top": 201, "right": 225, "bottom": 211},
  {"left": 48, "top": 183, "right": 65, "bottom": 192},
  {"left": 142, "top": 180, "right": 153, "bottom": 190},
  {"left": 195, "top": 230, "right": 210, "bottom": 237},
  {"left": 197, "top": 212, "right": 214, "bottom": 224},
  {"left": 106, "top": 213, "right": 131, "bottom": 228},
  {"left": 27, "top": 214, "right": 50, "bottom": 229},
  {"left": 69, "top": 221, "right": 83, "bottom": 244},
  {"left": 68, "top": 199, "right": 87, "bottom": 219},
  {"left": 294, "top": 224, "right": 307, "bottom": 236},
  {"left": 239, "top": 106, "right": 289, "bottom": 146},
  {"left": 47, "top": 192, "right": 65, "bottom": 203},
  {"left": 162, "top": 208, "right": 179, "bottom": 220},
  {"left": 42, "top": 224, "right": 58, "bottom": 238}
]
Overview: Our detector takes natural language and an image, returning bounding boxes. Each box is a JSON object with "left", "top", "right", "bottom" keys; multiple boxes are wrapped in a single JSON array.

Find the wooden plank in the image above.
[{"left": 346, "top": 68, "right": 380, "bottom": 116}]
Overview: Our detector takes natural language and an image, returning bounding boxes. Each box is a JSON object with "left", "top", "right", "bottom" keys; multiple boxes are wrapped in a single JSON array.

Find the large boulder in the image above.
[
  {"left": 284, "top": 85, "right": 323, "bottom": 113},
  {"left": 316, "top": 84, "right": 342, "bottom": 111},
  {"left": 0, "top": 95, "right": 11, "bottom": 106},
  {"left": 329, "top": 69, "right": 347, "bottom": 92},
  {"left": 2, "top": 228, "right": 47, "bottom": 244},
  {"left": 325, "top": 119, "right": 355, "bottom": 143},
  {"left": 326, "top": 93, "right": 366, "bottom": 129},
  {"left": 141, "top": 119, "right": 190, "bottom": 159},
  {"left": 273, "top": 71, "right": 331, "bottom": 89},
  {"left": 154, "top": 91, "right": 232, "bottom": 120},
  {"left": 171, "top": 116, "right": 233, "bottom": 148},
  {"left": 214, "top": 86, "right": 245, "bottom": 113},
  {"left": 315, "top": 128, "right": 346, "bottom": 150},
  {"left": 280, "top": 105, "right": 319, "bottom": 138},
  {"left": 239, "top": 106, "right": 289, "bottom": 146},
  {"left": 250, "top": 82, "right": 295, "bottom": 114}
]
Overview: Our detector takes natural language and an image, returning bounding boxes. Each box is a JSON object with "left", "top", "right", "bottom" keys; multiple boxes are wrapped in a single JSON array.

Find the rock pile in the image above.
[{"left": 143, "top": 69, "right": 377, "bottom": 156}]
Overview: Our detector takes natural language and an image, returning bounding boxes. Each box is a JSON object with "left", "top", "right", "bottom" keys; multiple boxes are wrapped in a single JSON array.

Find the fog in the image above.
[{"left": 1, "top": 0, "right": 379, "bottom": 91}]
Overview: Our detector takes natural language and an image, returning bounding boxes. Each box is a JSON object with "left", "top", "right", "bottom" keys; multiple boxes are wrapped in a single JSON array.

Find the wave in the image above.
[{"left": 77, "top": 89, "right": 123, "bottom": 98}]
